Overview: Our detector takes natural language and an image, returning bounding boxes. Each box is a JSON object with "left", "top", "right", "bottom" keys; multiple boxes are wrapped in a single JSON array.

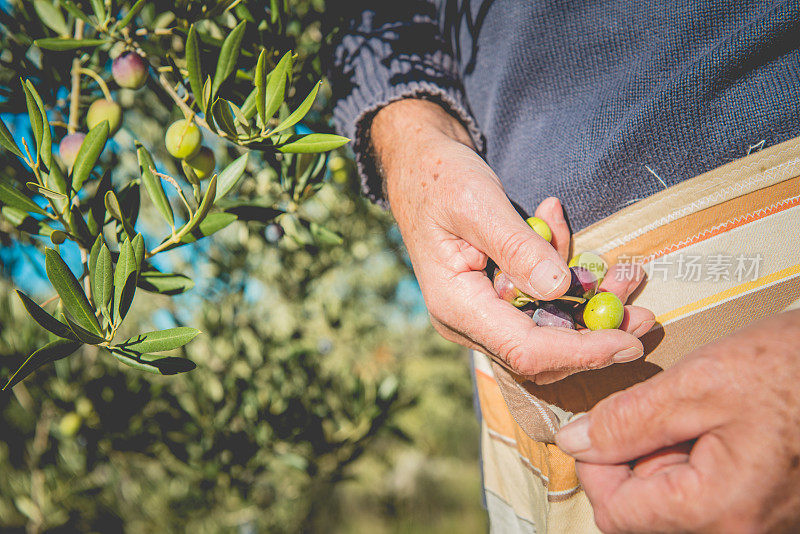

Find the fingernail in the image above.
[
  {"left": 556, "top": 414, "right": 592, "bottom": 455},
  {"left": 631, "top": 319, "right": 656, "bottom": 338},
  {"left": 530, "top": 259, "right": 568, "bottom": 297},
  {"left": 612, "top": 346, "right": 643, "bottom": 363}
]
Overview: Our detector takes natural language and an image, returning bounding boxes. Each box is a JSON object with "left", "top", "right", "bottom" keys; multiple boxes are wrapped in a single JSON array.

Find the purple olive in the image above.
[
  {"left": 532, "top": 302, "right": 575, "bottom": 329},
  {"left": 58, "top": 133, "right": 86, "bottom": 170},
  {"left": 112, "top": 52, "right": 148, "bottom": 89},
  {"left": 567, "top": 266, "right": 598, "bottom": 300},
  {"left": 493, "top": 269, "right": 521, "bottom": 304}
]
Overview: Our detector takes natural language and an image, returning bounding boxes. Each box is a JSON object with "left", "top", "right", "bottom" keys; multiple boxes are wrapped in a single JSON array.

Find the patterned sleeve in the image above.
[{"left": 325, "top": 1, "right": 485, "bottom": 206}]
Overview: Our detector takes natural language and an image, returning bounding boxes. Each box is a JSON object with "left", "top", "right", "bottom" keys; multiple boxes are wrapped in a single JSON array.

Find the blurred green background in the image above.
[{"left": 0, "top": 0, "right": 486, "bottom": 532}]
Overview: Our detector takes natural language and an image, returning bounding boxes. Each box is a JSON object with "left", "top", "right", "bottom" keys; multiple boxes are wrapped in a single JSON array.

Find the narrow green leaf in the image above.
[
  {"left": 263, "top": 51, "right": 292, "bottom": 123},
  {"left": 26, "top": 80, "right": 52, "bottom": 169},
  {"left": 137, "top": 271, "right": 194, "bottom": 295},
  {"left": 3, "top": 339, "right": 82, "bottom": 390},
  {"left": 16, "top": 290, "right": 77, "bottom": 340},
  {"left": 136, "top": 143, "right": 173, "bottom": 227},
  {"left": 34, "top": 38, "right": 107, "bottom": 50},
  {"left": 67, "top": 205, "right": 92, "bottom": 245},
  {"left": 93, "top": 244, "right": 113, "bottom": 311},
  {"left": 202, "top": 76, "right": 212, "bottom": 117},
  {"left": 182, "top": 174, "right": 216, "bottom": 235},
  {"left": 113, "top": 238, "right": 137, "bottom": 323},
  {"left": 270, "top": 81, "right": 320, "bottom": 136},
  {"left": 0, "top": 117, "right": 24, "bottom": 159},
  {"left": 277, "top": 133, "right": 350, "bottom": 154},
  {"left": 254, "top": 49, "right": 267, "bottom": 126},
  {"left": 108, "top": 347, "right": 196, "bottom": 375},
  {"left": 103, "top": 190, "right": 122, "bottom": 220},
  {"left": 117, "top": 327, "right": 200, "bottom": 353},
  {"left": 179, "top": 212, "right": 237, "bottom": 244},
  {"left": 214, "top": 152, "right": 248, "bottom": 202},
  {"left": 72, "top": 121, "right": 109, "bottom": 191},
  {"left": 185, "top": 25, "right": 203, "bottom": 110},
  {"left": 0, "top": 181, "right": 48, "bottom": 216},
  {"left": 44, "top": 248, "right": 102, "bottom": 335},
  {"left": 241, "top": 87, "right": 257, "bottom": 119},
  {"left": 45, "top": 157, "right": 67, "bottom": 195},
  {"left": 89, "top": 0, "right": 105, "bottom": 24},
  {"left": 132, "top": 233, "right": 144, "bottom": 271},
  {"left": 211, "top": 20, "right": 246, "bottom": 98},
  {"left": 59, "top": 0, "right": 93, "bottom": 25},
  {"left": 88, "top": 235, "right": 102, "bottom": 282},
  {"left": 113, "top": 0, "right": 146, "bottom": 31},
  {"left": 33, "top": 0, "right": 69, "bottom": 35},
  {"left": 21, "top": 81, "right": 43, "bottom": 161},
  {"left": 26, "top": 182, "right": 66, "bottom": 201},
  {"left": 62, "top": 313, "right": 106, "bottom": 344},
  {"left": 2, "top": 206, "right": 55, "bottom": 237},
  {"left": 211, "top": 98, "right": 237, "bottom": 136}
]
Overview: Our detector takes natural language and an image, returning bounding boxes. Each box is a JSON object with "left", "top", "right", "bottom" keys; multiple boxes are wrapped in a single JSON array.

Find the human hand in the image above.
[
  {"left": 371, "top": 99, "right": 653, "bottom": 383},
  {"left": 556, "top": 309, "right": 800, "bottom": 533}
]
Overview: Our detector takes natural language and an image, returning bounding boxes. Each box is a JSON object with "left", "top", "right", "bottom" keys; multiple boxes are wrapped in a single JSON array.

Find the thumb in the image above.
[
  {"left": 555, "top": 361, "right": 723, "bottom": 464},
  {"left": 452, "top": 185, "right": 570, "bottom": 299}
]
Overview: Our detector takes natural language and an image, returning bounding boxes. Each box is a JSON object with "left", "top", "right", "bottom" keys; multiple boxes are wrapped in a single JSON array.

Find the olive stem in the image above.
[
  {"left": 78, "top": 68, "right": 114, "bottom": 101},
  {"left": 67, "top": 20, "right": 85, "bottom": 134}
]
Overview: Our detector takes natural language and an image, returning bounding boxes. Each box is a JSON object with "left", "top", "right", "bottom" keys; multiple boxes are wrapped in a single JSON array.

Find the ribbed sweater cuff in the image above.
[{"left": 334, "top": 81, "right": 485, "bottom": 208}]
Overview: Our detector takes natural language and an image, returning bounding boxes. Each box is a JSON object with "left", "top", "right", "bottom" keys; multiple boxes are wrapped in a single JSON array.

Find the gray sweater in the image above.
[{"left": 327, "top": 0, "right": 800, "bottom": 231}]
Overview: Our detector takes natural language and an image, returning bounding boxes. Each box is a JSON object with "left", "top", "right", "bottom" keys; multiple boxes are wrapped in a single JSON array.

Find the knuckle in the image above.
[
  {"left": 495, "top": 228, "right": 537, "bottom": 272},
  {"left": 594, "top": 387, "right": 656, "bottom": 445}
]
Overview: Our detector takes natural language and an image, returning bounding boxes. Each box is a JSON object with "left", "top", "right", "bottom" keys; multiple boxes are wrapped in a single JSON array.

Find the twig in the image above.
[
  {"left": 67, "top": 20, "right": 85, "bottom": 134},
  {"left": 150, "top": 168, "right": 194, "bottom": 217},
  {"left": 78, "top": 68, "right": 113, "bottom": 100}
]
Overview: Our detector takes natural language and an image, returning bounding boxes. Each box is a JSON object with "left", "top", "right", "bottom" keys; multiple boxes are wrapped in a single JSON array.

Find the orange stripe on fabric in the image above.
[
  {"left": 656, "top": 264, "right": 800, "bottom": 324},
  {"left": 475, "top": 370, "right": 579, "bottom": 495},
  {"left": 603, "top": 176, "right": 800, "bottom": 265}
]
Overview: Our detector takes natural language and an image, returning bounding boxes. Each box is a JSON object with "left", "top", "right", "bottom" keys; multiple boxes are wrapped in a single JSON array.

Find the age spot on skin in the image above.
[
  {"left": 433, "top": 173, "right": 440, "bottom": 181},
  {"left": 790, "top": 455, "right": 799, "bottom": 470}
]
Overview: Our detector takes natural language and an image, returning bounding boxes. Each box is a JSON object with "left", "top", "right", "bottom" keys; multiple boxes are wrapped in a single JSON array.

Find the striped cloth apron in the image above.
[{"left": 474, "top": 135, "right": 800, "bottom": 533}]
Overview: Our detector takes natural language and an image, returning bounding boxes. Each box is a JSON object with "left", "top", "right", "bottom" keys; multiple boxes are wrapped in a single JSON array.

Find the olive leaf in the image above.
[
  {"left": 113, "top": 0, "right": 146, "bottom": 32},
  {"left": 113, "top": 237, "right": 138, "bottom": 324},
  {"left": 34, "top": 38, "right": 107, "bottom": 50},
  {"left": 0, "top": 181, "right": 48, "bottom": 216},
  {"left": 72, "top": 121, "right": 109, "bottom": 191},
  {"left": 116, "top": 327, "right": 200, "bottom": 353},
  {"left": 182, "top": 174, "right": 216, "bottom": 235},
  {"left": 254, "top": 49, "right": 268, "bottom": 126},
  {"left": 2, "top": 206, "right": 55, "bottom": 237},
  {"left": 21, "top": 81, "right": 43, "bottom": 162},
  {"left": 0, "top": 116, "right": 24, "bottom": 159},
  {"left": 137, "top": 271, "right": 194, "bottom": 295},
  {"left": 136, "top": 143, "right": 173, "bottom": 227},
  {"left": 16, "top": 290, "right": 77, "bottom": 340},
  {"left": 262, "top": 51, "right": 292, "bottom": 125},
  {"left": 33, "top": 0, "right": 69, "bottom": 36},
  {"left": 277, "top": 133, "right": 349, "bottom": 154},
  {"left": 108, "top": 347, "right": 196, "bottom": 375},
  {"left": 2, "top": 339, "right": 82, "bottom": 390},
  {"left": 58, "top": 0, "right": 93, "bottom": 25},
  {"left": 185, "top": 24, "right": 203, "bottom": 109},
  {"left": 214, "top": 153, "right": 248, "bottom": 202},
  {"left": 89, "top": 0, "right": 105, "bottom": 24},
  {"left": 26, "top": 182, "right": 65, "bottom": 201},
  {"left": 179, "top": 212, "right": 237, "bottom": 244},
  {"left": 44, "top": 248, "right": 102, "bottom": 336},
  {"left": 93, "top": 243, "right": 113, "bottom": 312},
  {"left": 211, "top": 20, "right": 246, "bottom": 98},
  {"left": 62, "top": 313, "right": 106, "bottom": 344},
  {"left": 269, "top": 81, "right": 320, "bottom": 136}
]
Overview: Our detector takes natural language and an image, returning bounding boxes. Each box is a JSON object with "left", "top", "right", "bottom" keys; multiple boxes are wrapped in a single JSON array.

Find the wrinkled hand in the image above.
[
  {"left": 371, "top": 99, "right": 653, "bottom": 383},
  {"left": 556, "top": 309, "right": 800, "bottom": 533}
]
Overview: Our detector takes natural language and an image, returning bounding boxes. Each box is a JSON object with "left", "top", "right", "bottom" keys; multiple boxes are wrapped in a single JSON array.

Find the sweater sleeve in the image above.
[{"left": 326, "top": 1, "right": 485, "bottom": 206}]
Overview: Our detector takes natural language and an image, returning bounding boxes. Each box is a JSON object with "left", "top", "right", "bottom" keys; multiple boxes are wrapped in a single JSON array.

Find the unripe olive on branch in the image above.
[
  {"left": 165, "top": 119, "right": 202, "bottom": 159},
  {"left": 185, "top": 146, "right": 215, "bottom": 180},
  {"left": 87, "top": 99, "right": 123, "bottom": 135}
]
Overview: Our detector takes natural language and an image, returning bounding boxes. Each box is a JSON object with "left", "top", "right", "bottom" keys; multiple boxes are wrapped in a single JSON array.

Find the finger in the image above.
[
  {"left": 632, "top": 441, "right": 692, "bottom": 478},
  {"left": 619, "top": 306, "right": 655, "bottom": 337},
  {"left": 577, "top": 460, "right": 703, "bottom": 533},
  {"left": 430, "top": 270, "right": 644, "bottom": 378},
  {"left": 444, "top": 178, "right": 570, "bottom": 300},
  {"left": 534, "top": 197, "right": 570, "bottom": 260},
  {"left": 555, "top": 358, "right": 724, "bottom": 464},
  {"left": 598, "top": 263, "right": 646, "bottom": 302}
]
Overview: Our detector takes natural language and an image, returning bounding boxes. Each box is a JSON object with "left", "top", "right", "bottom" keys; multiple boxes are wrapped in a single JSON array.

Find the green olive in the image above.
[
  {"left": 86, "top": 99, "right": 123, "bottom": 135},
  {"left": 185, "top": 146, "right": 216, "bottom": 180},
  {"left": 165, "top": 119, "right": 202, "bottom": 159},
  {"left": 525, "top": 216, "right": 552, "bottom": 242},
  {"left": 582, "top": 291, "right": 624, "bottom": 330}
]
